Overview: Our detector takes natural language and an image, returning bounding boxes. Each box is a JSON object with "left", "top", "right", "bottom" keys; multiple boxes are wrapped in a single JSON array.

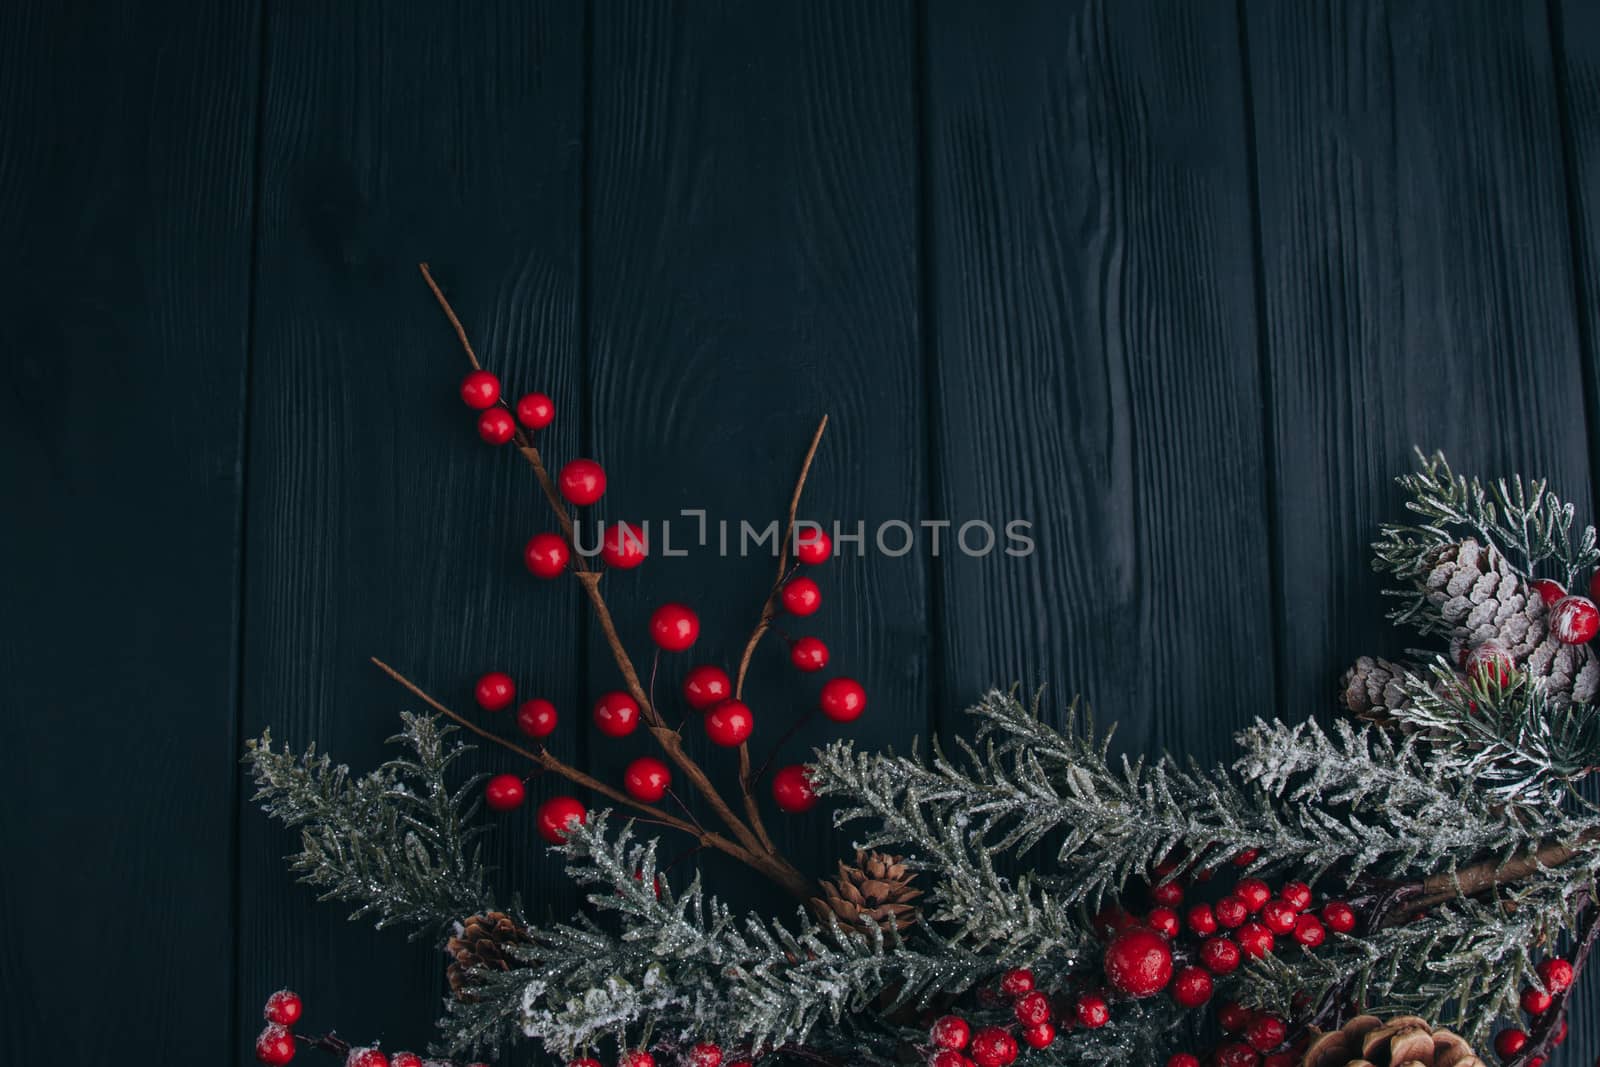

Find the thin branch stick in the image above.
[
  {"left": 1394, "top": 830, "right": 1600, "bottom": 918},
  {"left": 1509, "top": 893, "right": 1598, "bottom": 1067}
]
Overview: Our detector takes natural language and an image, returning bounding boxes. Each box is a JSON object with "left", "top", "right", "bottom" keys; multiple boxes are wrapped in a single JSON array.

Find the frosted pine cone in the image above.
[
  {"left": 1340, "top": 656, "right": 1413, "bottom": 722},
  {"left": 1301, "top": 1014, "right": 1486, "bottom": 1067},
  {"left": 446, "top": 910, "right": 531, "bottom": 1000}
]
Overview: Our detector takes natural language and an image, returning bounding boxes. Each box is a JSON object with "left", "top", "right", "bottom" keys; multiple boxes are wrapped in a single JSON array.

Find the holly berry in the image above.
[
  {"left": 1552, "top": 595, "right": 1599, "bottom": 644},
  {"left": 1215, "top": 896, "right": 1249, "bottom": 928},
  {"left": 1217, "top": 1001, "right": 1254, "bottom": 1032},
  {"left": 460, "top": 370, "right": 501, "bottom": 409},
  {"left": 1464, "top": 640, "right": 1514, "bottom": 685},
  {"left": 1200, "top": 936, "right": 1241, "bottom": 975},
  {"left": 1292, "top": 913, "right": 1326, "bottom": 948},
  {"left": 1538, "top": 956, "right": 1575, "bottom": 993},
  {"left": 623, "top": 756, "right": 672, "bottom": 803},
  {"left": 391, "top": 1055, "right": 423, "bottom": 1067},
  {"left": 474, "top": 671, "right": 515, "bottom": 711},
  {"left": 1013, "top": 991, "right": 1051, "bottom": 1027},
  {"left": 255, "top": 1024, "right": 296, "bottom": 1065},
  {"left": 1279, "top": 882, "right": 1312, "bottom": 911},
  {"left": 794, "top": 528, "right": 832, "bottom": 564},
  {"left": 517, "top": 698, "right": 558, "bottom": 739},
  {"left": 263, "top": 989, "right": 302, "bottom": 1026},
  {"left": 558, "top": 459, "right": 607, "bottom": 506},
  {"left": 535, "top": 795, "right": 586, "bottom": 843},
  {"left": 1235, "top": 921, "right": 1275, "bottom": 959},
  {"left": 477, "top": 408, "right": 516, "bottom": 445},
  {"left": 1146, "top": 906, "right": 1180, "bottom": 939},
  {"left": 819, "top": 677, "right": 867, "bottom": 722},
  {"left": 999, "top": 967, "right": 1035, "bottom": 996},
  {"left": 1533, "top": 577, "right": 1568, "bottom": 606},
  {"left": 1075, "top": 993, "right": 1109, "bottom": 1028},
  {"left": 1259, "top": 899, "right": 1297, "bottom": 936},
  {"left": 789, "top": 636, "right": 829, "bottom": 672},
  {"left": 1233, "top": 848, "right": 1260, "bottom": 867},
  {"left": 930, "top": 1015, "right": 971, "bottom": 1050},
  {"left": 649, "top": 603, "right": 700, "bottom": 651},
  {"left": 968, "top": 1028, "right": 1017, "bottom": 1067},
  {"left": 484, "top": 773, "right": 526, "bottom": 812},
  {"left": 348, "top": 1051, "right": 389, "bottom": 1067},
  {"left": 1245, "top": 1015, "right": 1287, "bottom": 1052},
  {"left": 682, "top": 665, "right": 733, "bottom": 710},
  {"left": 781, "top": 576, "right": 822, "bottom": 616},
  {"left": 1170, "top": 965, "right": 1214, "bottom": 1008},
  {"left": 1493, "top": 1029, "right": 1528, "bottom": 1059},
  {"left": 620, "top": 1052, "right": 656, "bottom": 1067},
  {"left": 1166, "top": 1057, "right": 1201, "bottom": 1067},
  {"left": 1235, "top": 878, "right": 1271, "bottom": 912},
  {"left": 929, "top": 1054, "right": 973, "bottom": 1067},
  {"left": 1103, "top": 927, "right": 1174, "bottom": 998},
  {"left": 1020, "top": 1022, "right": 1055, "bottom": 1050},
  {"left": 1321, "top": 900, "right": 1356, "bottom": 933},
  {"left": 1186, "top": 903, "right": 1219, "bottom": 936},
  {"left": 1151, "top": 879, "right": 1185, "bottom": 907},
  {"left": 705, "top": 700, "right": 754, "bottom": 746},
  {"left": 593, "top": 691, "right": 641, "bottom": 737},
  {"left": 601, "top": 523, "right": 647, "bottom": 569},
  {"left": 1215, "top": 1042, "right": 1258, "bottom": 1067},
  {"left": 1522, "top": 986, "right": 1553, "bottom": 1014},
  {"left": 515, "top": 392, "right": 555, "bottom": 429},
  {"left": 524, "top": 532, "right": 571, "bottom": 578},
  {"left": 771, "top": 764, "right": 818, "bottom": 813},
  {"left": 689, "top": 1043, "right": 723, "bottom": 1067}
]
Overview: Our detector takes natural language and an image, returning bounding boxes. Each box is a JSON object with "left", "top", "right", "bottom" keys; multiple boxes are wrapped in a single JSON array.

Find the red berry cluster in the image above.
[
  {"left": 255, "top": 990, "right": 303, "bottom": 1065},
  {"left": 924, "top": 971, "right": 1042, "bottom": 1066},
  {"left": 566, "top": 1042, "right": 751, "bottom": 1067},
  {"left": 1491, "top": 956, "right": 1575, "bottom": 1066},
  {"left": 468, "top": 668, "right": 589, "bottom": 840},
  {"left": 1529, "top": 575, "right": 1600, "bottom": 645}
]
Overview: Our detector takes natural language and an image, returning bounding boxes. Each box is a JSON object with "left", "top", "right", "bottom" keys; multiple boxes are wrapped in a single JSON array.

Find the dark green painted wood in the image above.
[
  {"left": 238, "top": 0, "right": 585, "bottom": 1052},
  {"left": 0, "top": 1, "right": 260, "bottom": 1063},
  {"left": 922, "top": 0, "right": 1278, "bottom": 757}
]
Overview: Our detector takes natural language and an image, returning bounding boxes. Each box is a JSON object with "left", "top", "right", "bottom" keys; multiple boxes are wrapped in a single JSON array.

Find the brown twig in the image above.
[
  {"left": 1390, "top": 830, "right": 1600, "bottom": 920},
  {"left": 1508, "top": 892, "right": 1598, "bottom": 1067}
]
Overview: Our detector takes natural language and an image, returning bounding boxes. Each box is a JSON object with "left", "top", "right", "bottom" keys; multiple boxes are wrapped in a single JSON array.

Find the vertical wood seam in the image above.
[{"left": 576, "top": 0, "right": 596, "bottom": 777}]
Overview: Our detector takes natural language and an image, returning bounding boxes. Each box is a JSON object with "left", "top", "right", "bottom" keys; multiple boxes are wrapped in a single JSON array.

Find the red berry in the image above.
[
  {"left": 1236, "top": 921, "right": 1275, "bottom": 959},
  {"left": 1493, "top": 1029, "right": 1528, "bottom": 1059},
  {"left": 601, "top": 522, "right": 648, "bottom": 569},
  {"left": 1245, "top": 1015, "right": 1287, "bottom": 1052},
  {"left": 1321, "top": 901, "right": 1356, "bottom": 933},
  {"left": 1075, "top": 994, "right": 1109, "bottom": 1028},
  {"left": 1233, "top": 848, "right": 1260, "bottom": 867},
  {"left": 460, "top": 369, "right": 500, "bottom": 409},
  {"left": 930, "top": 1015, "right": 971, "bottom": 1050},
  {"left": 1216, "top": 896, "right": 1249, "bottom": 928},
  {"left": 1013, "top": 991, "right": 1051, "bottom": 1027},
  {"left": 1093, "top": 907, "right": 1137, "bottom": 937},
  {"left": 255, "top": 1024, "right": 296, "bottom": 1065},
  {"left": 517, "top": 698, "right": 558, "bottom": 739},
  {"left": 1170, "top": 965, "right": 1213, "bottom": 1008},
  {"left": 263, "top": 990, "right": 302, "bottom": 1026},
  {"left": 1538, "top": 956, "right": 1575, "bottom": 993},
  {"left": 623, "top": 756, "right": 672, "bottom": 802},
  {"left": 1521, "top": 986, "right": 1553, "bottom": 1014},
  {"left": 1259, "top": 900, "right": 1297, "bottom": 936},
  {"left": 794, "top": 527, "right": 832, "bottom": 564},
  {"left": 1215, "top": 1042, "right": 1259, "bottom": 1067},
  {"left": 649, "top": 603, "right": 700, "bottom": 651},
  {"left": 391, "top": 1055, "right": 423, "bottom": 1067},
  {"left": 1464, "top": 640, "right": 1514, "bottom": 685},
  {"left": 484, "top": 773, "right": 526, "bottom": 812},
  {"left": 789, "top": 636, "right": 829, "bottom": 672},
  {"left": 705, "top": 700, "right": 754, "bottom": 746},
  {"left": 1186, "top": 903, "right": 1219, "bottom": 936},
  {"left": 1020, "top": 1022, "right": 1055, "bottom": 1049},
  {"left": 515, "top": 392, "right": 555, "bottom": 429},
  {"left": 1235, "top": 878, "right": 1271, "bottom": 912},
  {"left": 1151, "top": 879, "right": 1185, "bottom": 907},
  {"left": 1103, "top": 927, "right": 1174, "bottom": 998},
  {"left": 558, "top": 458, "right": 606, "bottom": 506},
  {"left": 682, "top": 665, "right": 733, "bottom": 710},
  {"left": 524, "top": 532, "right": 570, "bottom": 578},
  {"left": 536, "top": 795, "right": 586, "bottom": 843},
  {"left": 1200, "top": 937, "right": 1241, "bottom": 975},
  {"left": 689, "top": 1043, "right": 723, "bottom": 1067},
  {"left": 1292, "top": 913, "right": 1326, "bottom": 948},
  {"left": 1552, "top": 595, "right": 1599, "bottom": 644},
  {"left": 968, "top": 1028, "right": 1017, "bottom": 1067},
  {"left": 1279, "top": 882, "right": 1312, "bottom": 911},
  {"left": 620, "top": 1053, "right": 655, "bottom": 1067},
  {"left": 819, "top": 677, "right": 867, "bottom": 722},
  {"left": 929, "top": 1054, "right": 972, "bottom": 1067},
  {"left": 999, "top": 967, "right": 1035, "bottom": 996},
  {"left": 1146, "top": 906, "right": 1180, "bottom": 939},
  {"left": 1534, "top": 577, "right": 1568, "bottom": 606},
  {"left": 1167, "top": 1057, "right": 1201, "bottom": 1067},
  {"left": 1554, "top": 1017, "right": 1568, "bottom": 1045},
  {"left": 593, "top": 691, "right": 640, "bottom": 737},
  {"left": 474, "top": 671, "right": 516, "bottom": 711},
  {"left": 348, "top": 1051, "right": 389, "bottom": 1067},
  {"left": 772, "top": 764, "right": 818, "bottom": 813},
  {"left": 477, "top": 407, "right": 516, "bottom": 445},
  {"left": 1217, "top": 1000, "right": 1254, "bottom": 1032},
  {"left": 781, "top": 576, "right": 822, "bottom": 615}
]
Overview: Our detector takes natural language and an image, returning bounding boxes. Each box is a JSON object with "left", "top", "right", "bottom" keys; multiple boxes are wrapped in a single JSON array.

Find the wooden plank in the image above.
[
  {"left": 0, "top": 1, "right": 259, "bottom": 1063},
  {"left": 584, "top": 0, "right": 925, "bottom": 902},
  {"left": 923, "top": 0, "right": 1276, "bottom": 759},
  {"left": 239, "top": 0, "right": 585, "bottom": 1048},
  {"left": 1245, "top": 0, "right": 1593, "bottom": 717}
]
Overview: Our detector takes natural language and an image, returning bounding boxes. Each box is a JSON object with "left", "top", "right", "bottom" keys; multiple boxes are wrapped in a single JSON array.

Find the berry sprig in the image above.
[{"left": 252, "top": 989, "right": 484, "bottom": 1067}]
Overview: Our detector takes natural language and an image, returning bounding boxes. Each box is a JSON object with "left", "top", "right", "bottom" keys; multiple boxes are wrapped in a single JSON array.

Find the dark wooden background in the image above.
[{"left": 6, "top": 0, "right": 1600, "bottom": 1063}]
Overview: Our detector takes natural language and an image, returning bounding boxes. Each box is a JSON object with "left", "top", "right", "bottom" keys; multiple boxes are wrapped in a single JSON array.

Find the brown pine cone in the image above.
[
  {"left": 811, "top": 850, "right": 921, "bottom": 936},
  {"left": 445, "top": 910, "right": 531, "bottom": 1000},
  {"left": 1301, "top": 1014, "right": 1486, "bottom": 1067},
  {"left": 1340, "top": 655, "right": 1413, "bottom": 722}
]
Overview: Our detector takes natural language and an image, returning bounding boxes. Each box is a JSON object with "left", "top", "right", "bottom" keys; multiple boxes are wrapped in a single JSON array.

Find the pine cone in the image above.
[
  {"left": 812, "top": 850, "right": 921, "bottom": 936},
  {"left": 445, "top": 911, "right": 531, "bottom": 1000},
  {"left": 1340, "top": 655, "right": 1412, "bottom": 722},
  {"left": 1301, "top": 1014, "right": 1487, "bottom": 1067}
]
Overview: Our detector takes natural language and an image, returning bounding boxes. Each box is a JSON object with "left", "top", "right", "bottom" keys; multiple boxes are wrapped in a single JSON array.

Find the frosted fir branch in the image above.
[{"left": 245, "top": 713, "right": 492, "bottom": 934}]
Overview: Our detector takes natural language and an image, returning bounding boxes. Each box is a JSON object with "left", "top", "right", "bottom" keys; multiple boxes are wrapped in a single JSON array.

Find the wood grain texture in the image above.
[
  {"left": 239, "top": 0, "right": 584, "bottom": 1050},
  {"left": 1245, "top": 0, "right": 1594, "bottom": 718},
  {"left": 0, "top": 1, "right": 259, "bottom": 1063},
  {"left": 923, "top": 0, "right": 1276, "bottom": 758},
  {"left": 585, "top": 0, "right": 925, "bottom": 902}
]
